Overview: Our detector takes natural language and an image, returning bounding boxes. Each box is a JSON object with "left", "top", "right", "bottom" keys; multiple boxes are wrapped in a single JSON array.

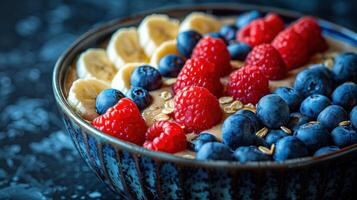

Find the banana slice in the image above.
[
  {"left": 107, "top": 27, "right": 148, "bottom": 69},
  {"left": 67, "top": 78, "right": 110, "bottom": 121},
  {"left": 138, "top": 14, "right": 179, "bottom": 57},
  {"left": 76, "top": 48, "right": 117, "bottom": 83},
  {"left": 111, "top": 62, "right": 147, "bottom": 93},
  {"left": 179, "top": 12, "right": 222, "bottom": 35},
  {"left": 150, "top": 40, "right": 179, "bottom": 67}
]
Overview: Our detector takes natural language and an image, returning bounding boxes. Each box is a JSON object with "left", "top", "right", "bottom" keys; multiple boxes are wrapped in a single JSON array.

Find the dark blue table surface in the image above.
[{"left": 0, "top": 0, "right": 356, "bottom": 199}]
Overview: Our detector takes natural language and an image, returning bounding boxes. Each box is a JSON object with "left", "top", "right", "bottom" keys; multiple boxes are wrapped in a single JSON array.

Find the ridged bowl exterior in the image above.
[{"left": 53, "top": 4, "right": 357, "bottom": 200}]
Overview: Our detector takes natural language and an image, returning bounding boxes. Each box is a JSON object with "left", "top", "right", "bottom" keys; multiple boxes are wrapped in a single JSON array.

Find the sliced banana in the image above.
[
  {"left": 111, "top": 62, "right": 147, "bottom": 93},
  {"left": 76, "top": 48, "right": 117, "bottom": 83},
  {"left": 138, "top": 14, "right": 179, "bottom": 57},
  {"left": 107, "top": 27, "right": 148, "bottom": 69},
  {"left": 67, "top": 78, "right": 110, "bottom": 121},
  {"left": 179, "top": 12, "right": 222, "bottom": 35},
  {"left": 150, "top": 40, "right": 179, "bottom": 67}
]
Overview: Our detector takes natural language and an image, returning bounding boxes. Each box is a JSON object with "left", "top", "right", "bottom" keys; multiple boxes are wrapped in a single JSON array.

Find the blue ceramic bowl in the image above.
[{"left": 53, "top": 4, "right": 357, "bottom": 200}]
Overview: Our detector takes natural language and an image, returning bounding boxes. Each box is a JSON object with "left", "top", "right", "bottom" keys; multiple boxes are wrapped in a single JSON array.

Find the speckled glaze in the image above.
[{"left": 53, "top": 4, "right": 357, "bottom": 200}]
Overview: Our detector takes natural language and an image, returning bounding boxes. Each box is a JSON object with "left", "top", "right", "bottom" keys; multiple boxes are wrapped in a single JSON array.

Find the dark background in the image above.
[{"left": 0, "top": 0, "right": 356, "bottom": 199}]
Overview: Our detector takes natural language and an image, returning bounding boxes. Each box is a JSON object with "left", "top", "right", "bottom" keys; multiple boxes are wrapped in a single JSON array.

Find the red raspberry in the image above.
[
  {"left": 173, "top": 57, "right": 223, "bottom": 97},
  {"left": 246, "top": 44, "right": 287, "bottom": 80},
  {"left": 174, "top": 86, "right": 222, "bottom": 133},
  {"left": 272, "top": 28, "right": 309, "bottom": 69},
  {"left": 191, "top": 36, "right": 231, "bottom": 76},
  {"left": 92, "top": 98, "right": 147, "bottom": 145},
  {"left": 143, "top": 121, "right": 187, "bottom": 153},
  {"left": 291, "top": 16, "right": 328, "bottom": 54},
  {"left": 237, "top": 13, "right": 284, "bottom": 47},
  {"left": 226, "top": 66, "right": 269, "bottom": 104}
]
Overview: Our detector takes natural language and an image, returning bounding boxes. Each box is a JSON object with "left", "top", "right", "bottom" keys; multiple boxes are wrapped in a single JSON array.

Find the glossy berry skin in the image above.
[
  {"left": 196, "top": 142, "right": 233, "bottom": 161},
  {"left": 287, "top": 112, "right": 310, "bottom": 132},
  {"left": 246, "top": 44, "right": 287, "bottom": 80},
  {"left": 190, "top": 132, "right": 218, "bottom": 152},
  {"left": 95, "top": 88, "right": 125, "bottom": 115},
  {"left": 222, "top": 114, "right": 256, "bottom": 149},
  {"left": 300, "top": 94, "right": 331, "bottom": 119},
  {"left": 317, "top": 105, "right": 348, "bottom": 130},
  {"left": 227, "top": 43, "right": 251, "bottom": 61},
  {"left": 291, "top": 16, "right": 328, "bottom": 55},
  {"left": 235, "top": 10, "right": 262, "bottom": 29},
  {"left": 220, "top": 25, "right": 237, "bottom": 42},
  {"left": 351, "top": 106, "right": 357, "bottom": 129},
  {"left": 192, "top": 36, "right": 231, "bottom": 76},
  {"left": 256, "top": 94, "right": 290, "bottom": 129},
  {"left": 233, "top": 146, "right": 271, "bottom": 163},
  {"left": 294, "top": 64, "right": 334, "bottom": 97},
  {"left": 273, "top": 87, "right": 303, "bottom": 111},
  {"left": 332, "top": 82, "right": 357, "bottom": 111},
  {"left": 92, "top": 98, "right": 147, "bottom": 145},
  {"left": 274, "top": 136, "right": 308, "bottom": 161},
  {"left": 130, "top": 65, "right": 162, "bottom": 91},
  {"left": 173, "top": 57, "right": 223, "bottom": 96},
  {"left": 126, "top": 87, "right": 152, "bottom": 110},
  {"left": 314, "top": 146, "right": 340, "bottom": 157},
  {"left": 272, "top": 28, "right": 309, "bottom": 69},
  {"left": 295, "top": 123, "right": 330, "bottom": 152},
  {"left": 237, "top": 13, "right": 284, "bottom": 47},
  {"left": 143, "top": 121, "right": 186, "bottom": 153},
  {"left": 331, "top": 125, "right": 357, "bottom": 148},
  {"left": 176, "top": 30, "right": 202, "bottom": 58},
  {"left": 226, "top": 66, "right": 269, "bottom": 104},
  {"left": 158, "top": 54, "right": 185, "bottom": 77},
  {"left": 265, "top": 130, "right": 288, "bottom": 146},
  {"left": 235, "top": 109, "right": 262, "bottom": 132},
  {"left": 174, "top": 86, "right": 222, "bottom": 133},
  {"left": 332, "top": 52, "right": 357, "bottom": 83}
]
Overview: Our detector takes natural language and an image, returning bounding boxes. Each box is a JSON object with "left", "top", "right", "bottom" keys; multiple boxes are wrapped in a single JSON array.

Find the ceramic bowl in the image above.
[{"left": 53, "top": 4, "right": 357, "bottom": 200}]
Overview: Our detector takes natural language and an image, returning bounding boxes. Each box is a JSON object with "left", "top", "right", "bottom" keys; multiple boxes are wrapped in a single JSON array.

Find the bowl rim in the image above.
[{"left": 53, "top": 3, "right": 357, "bottom": 170}]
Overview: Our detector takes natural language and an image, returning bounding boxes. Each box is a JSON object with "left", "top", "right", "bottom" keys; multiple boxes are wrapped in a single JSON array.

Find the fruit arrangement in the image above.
[{"left": 67, "top": 10, "right": 357, "bottom": 162}]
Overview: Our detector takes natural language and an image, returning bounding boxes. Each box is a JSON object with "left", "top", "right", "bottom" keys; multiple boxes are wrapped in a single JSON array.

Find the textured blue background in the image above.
[{"left": 0, "top": 0, "right": 356, "bottom": 199}]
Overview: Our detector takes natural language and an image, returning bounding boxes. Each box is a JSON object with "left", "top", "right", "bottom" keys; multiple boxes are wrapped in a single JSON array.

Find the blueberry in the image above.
[
  {"left": 235, "top": 109, "right": 262, "bottom": 132},
  {"left": 332, "top": 52, "right": 357, "bottom": 83},
  {"left": 351, "top": 106, "right": 357, "bottom": 129},
  {"left": 265, "top": 129, "right": 288, "bottom": 146},
  {"left": 331, "top": 125, "right": 357, "bottom": 148},
  {"left": 95, "top": 88, "right": 125, "bottom": 114},
  {"left": 177, "top": 30, "right": 202, "bottom": 58},
  {"left": 317, "top": 105, "right": 348, "bottom": 130},
  {"left": 293, "top": 64, "right": 334, "bottom": 97},
  {"left": 300, "top": 94, "right": 331, "bottom": 119},
  {"left": 273, "top": 136, "right": 308, "bottom": 161},
  {"left": 313, "top": 146, "right": 340, "bottom": 156},
  {"left": 130, "top": 65, "right": 162, "bottom": 91},
  {"left": 236, "top": 10, "right": 262, "bottom": 29},
  {"left": 190, "top": 132, "right": 217, "bottom": 152},
  {"left": 273, "top": 87, "right": 303, "bottom": 111},
  {"left": 227, "top": 43, "right": 252, "bottom": 61},
  {"left": 332, "top": 82, "right": 357, "bottom": 111},
  {"left": 233, "top": 146, "right": 271, "bottom": 163},
  {"left": 196, "top": 142, "right": 233, "bottom": 161},
  {"left": 222, "top": 114, "right": 256, "bottom": 149},
  {"left": 257, "top": 94, "right": 290, "bottom": 129},
  {"left": 158, "top": 54, "right": 185, "bottom": 77},
  {"left": 295, "top": 123, "right": 330, "bottom": 152},
  {"left": 205, "top": 32, "right": 226, "bottom": 43},
  {"left": 126, "top": 87, "right": 152, "bottom": 110},
  {"left": 220, "top": 25, "right": 237, "bottom": 42},
  {"left": 287, "top": 112, "right": 310, "bottom": 132}
]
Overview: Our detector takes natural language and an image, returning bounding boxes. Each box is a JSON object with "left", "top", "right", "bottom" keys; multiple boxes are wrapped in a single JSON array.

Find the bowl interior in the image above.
[{"left": 53, "top": 4, "right": 357, "bottom": 170}]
